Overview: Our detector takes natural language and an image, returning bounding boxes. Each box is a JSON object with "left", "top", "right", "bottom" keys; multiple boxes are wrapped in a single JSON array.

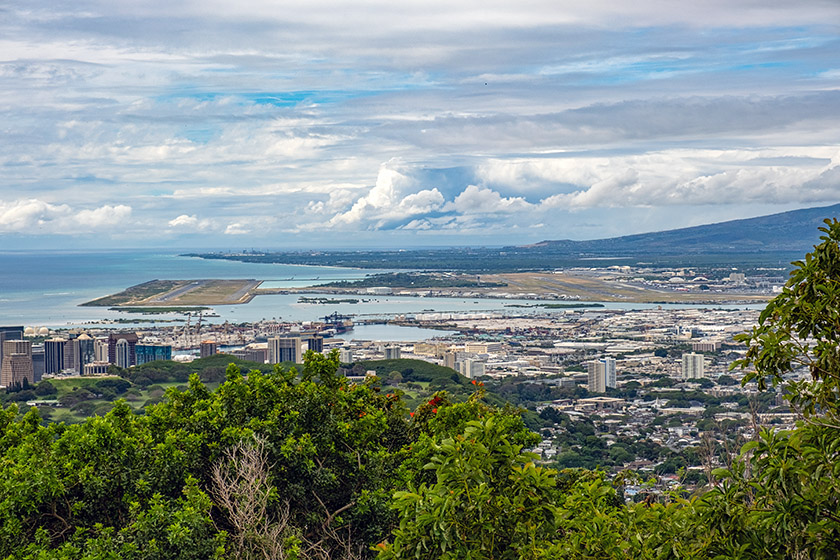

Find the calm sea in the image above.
[
  {"left": 0, "top": 250, "right": 763, "bottom": 330},
  {"left": 0, "top": 250, "right": 390, "bottom": 327}
]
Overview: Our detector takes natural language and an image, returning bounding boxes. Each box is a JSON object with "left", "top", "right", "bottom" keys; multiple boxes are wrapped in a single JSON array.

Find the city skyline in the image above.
[{"left": 1, "top": 1, "right": 839, "bottom": 249}]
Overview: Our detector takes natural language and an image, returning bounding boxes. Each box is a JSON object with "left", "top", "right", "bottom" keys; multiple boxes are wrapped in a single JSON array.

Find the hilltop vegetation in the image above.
[
  {"left": 1, "top": 355, "right": 291, "bottom": 424},
  {"left": 1, "top": 336, "right": 839, "bottom": 558},
  {"left": 3, "top": 220, "right": 840, "bottom": 558}
]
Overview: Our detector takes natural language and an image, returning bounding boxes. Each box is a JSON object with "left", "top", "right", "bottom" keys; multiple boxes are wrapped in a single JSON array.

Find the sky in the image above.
[{"left": 1, "top": 0, "right": 840, "bottom": 250}]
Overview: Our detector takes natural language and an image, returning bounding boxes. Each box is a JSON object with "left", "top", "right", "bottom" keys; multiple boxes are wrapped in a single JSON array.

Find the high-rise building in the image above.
[
  {"left": 339, "top": 348, "right": 353, "bottom": 363},
  {"left": 94, "top": 339, "right": 109, "bottom": 362},
  {"left": 458, "top": 359, "right": 485, "bottom": 379},
  {"left": 199, "top": 341, "right": 218, "bottom": 359},
  {"left": 307, "top": 335, "right": 324, "bottom": 354},
  {"left": 269, "top": 336, "right": 303, "bottom": 364},
  {"left": 587, "top": 357, "right": 617, "bottom": 393},
  {"left": 604, "top": 357, "right": 616, "bottom": 389},
  {"left": 1, "top": 339, "right": 33, "bottom": 388},
  {"left": 63, "top": 337, "right": 80, "bottom": 374},
  {"left": 0, "top": 327, "right": 24, "bottom": 369},
  {"left": 728, "top": 272, "right": 746, "bottom": 284},
  {"left": 384, "top": 345, "right": 401, "bottom": 360},
  {"left": 44, "top": 338, "right": 66, "bottom": 374},
  {"left": 587, "top": 361, "right": 605, "bottom": 393},
  {"left": 136, "top": 344, "right": 173, "bottom": 365},
  {"left": 31, "top": 344, "right": 44, "bottom": 383},
  {"left": 464, "top": 342, "right": 502, "bottom": 354},
  {"left": 108, "top": 333, "right": 138, "bottom": 367},
  {"left": 115, "top": 339, "right": 131, "bottom": 368},
  {"left": 681, "top": 353, "right": 705, "bottom": 379},
  {"left": 77, "top": 334, "right": 95, "bottom": 371},
  {"left": 268, "top": 335, "right": 323, "bottom": 364},
  {"left": 443, "top": 352, "right": 456, "bottom": 370}
]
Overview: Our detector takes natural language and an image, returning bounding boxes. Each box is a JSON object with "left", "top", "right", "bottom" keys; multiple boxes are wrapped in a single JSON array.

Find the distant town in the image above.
[{"left": 0, "top": 261, "right": 797, "bottom": 496}]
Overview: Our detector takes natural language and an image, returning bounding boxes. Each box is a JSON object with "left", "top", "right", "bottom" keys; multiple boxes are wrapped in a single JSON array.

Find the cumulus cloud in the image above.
[
  {"left": 397, "top": 189, "right": 446, "bottom": 214},
  {"left": 168, "top": 214, "right": 213, "bottom": 231},
  {"left": 446, "top": 185, "right": 532, "bottom": 214},
  {"left": 309, "top": 144, "right": 840, "bottom": 237},
  {"left": 475, "top": 147, "right": 840, "bottom": 210},
  {"left": 328, "top": 162, "right": 446, "bottom": 229},
  {"left": 307, "top": 190, "right": 357, "bottom": 214},
  {"left": 0, "top": 199, "right": 65, "bottom": 232},
  {"left": 168, "top": 214, "right": 200, "bottom": 227},
  {"left": 74, "top": 205, "right": 132, "bottom": 228},
  {"left": 224, "top": 222, "right": 251, "bottom": 235},
  {"left": 1, "top": 0, "right": 839, "bottom": 247},
  {"left": 0, "top": 199, "right": 132, "bottom": 233}
]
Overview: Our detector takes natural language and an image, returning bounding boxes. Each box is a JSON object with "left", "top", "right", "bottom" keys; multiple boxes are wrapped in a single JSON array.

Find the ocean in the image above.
[
  {"left": 0, "top": 250, "right": 391, "bottom": 327},
  {"left": 0, "top": 250, "right": 763, "bottom": 330}
]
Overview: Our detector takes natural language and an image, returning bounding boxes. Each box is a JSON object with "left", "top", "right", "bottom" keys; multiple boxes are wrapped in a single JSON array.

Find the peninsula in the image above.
[{"left": 81, "top": 279, "right": 261, "bottom": 307}]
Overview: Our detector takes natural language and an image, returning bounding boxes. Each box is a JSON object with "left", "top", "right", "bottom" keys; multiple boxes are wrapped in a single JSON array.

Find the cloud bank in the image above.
[{"left": 1, "top": 1, "right": 839, "bottom": 247}]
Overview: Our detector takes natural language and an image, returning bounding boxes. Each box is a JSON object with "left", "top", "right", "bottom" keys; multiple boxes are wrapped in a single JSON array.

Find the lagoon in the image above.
[{"left": 0, "top": 250, "right": 766, "bottom": 329}]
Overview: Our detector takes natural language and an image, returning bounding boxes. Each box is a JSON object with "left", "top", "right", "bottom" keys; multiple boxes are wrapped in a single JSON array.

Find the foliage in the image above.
[
  {"left": 378, "top": 417, "right": 558, "bottom": 560},
  {"left": 0, "top": 351, "right": 415, "bottom": 559},
  {"left": 34, "top": 380, "right": 58, "bottom": 397},
  {"left": 355, "top": 359, "right": 467, "bottom": 387},
  {"left": 7, "top": 220, "right": 840, "bottom": 559},
  {"left": 735, "top": 218, "right": 840, "bottom": 417},
  {"left": 116, "top": 354, "right": 279, "bottom": 385},
  {"left": 711, "top": 217, "right": 840, "bottom": 557}
]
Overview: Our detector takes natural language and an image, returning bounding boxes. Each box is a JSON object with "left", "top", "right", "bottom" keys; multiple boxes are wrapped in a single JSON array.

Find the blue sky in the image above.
[{"left": 1, "top": 0, "right": 839, "bottom": 249}]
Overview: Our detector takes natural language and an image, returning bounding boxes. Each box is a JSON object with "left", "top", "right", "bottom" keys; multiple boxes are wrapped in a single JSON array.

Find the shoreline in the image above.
[{"left": 81, "top": 277, "right": 773, "bottom": 309}]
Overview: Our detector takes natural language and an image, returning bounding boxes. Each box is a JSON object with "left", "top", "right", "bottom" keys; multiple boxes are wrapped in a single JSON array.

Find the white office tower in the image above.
[
  {"left": 682, "top": 353, "right": 705, "bottom": 379},
  {"left": 459, "top": 359, "right": 485, "bottom": 379},
  {"left": 268, "top": 337, "right": 302, "bottom": 364},
  {"left": 94, "top": 339, "right": 109, "bottom": 363},
  {"left": 115, "top": 339, "right": 131, "bottom": 368},
  {"left": 339, "top": 348, "right": 353, "bottom": 363},
  {"left": 587, "top": 357, "right": 617, "bottom": 393}
]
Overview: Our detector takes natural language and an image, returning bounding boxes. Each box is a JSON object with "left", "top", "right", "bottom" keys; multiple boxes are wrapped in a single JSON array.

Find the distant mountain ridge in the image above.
[
  {"left": 528, "top": 203, "right": 840, "bottom": 256},
  {"left": 187, "top": 203, "right": 840, "bottom": 271}
]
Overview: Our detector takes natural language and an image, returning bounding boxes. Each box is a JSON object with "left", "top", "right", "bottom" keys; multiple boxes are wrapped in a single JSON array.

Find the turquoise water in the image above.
[
  {"left": 0, "top": 251, "right": 387, "bottom": 326},
  {"left": 0, "top": 250, "right": 765, "bottom": 328}
]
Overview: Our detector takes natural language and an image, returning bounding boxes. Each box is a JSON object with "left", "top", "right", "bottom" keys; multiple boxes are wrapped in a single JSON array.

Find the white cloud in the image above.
[
  {"left": 224, "top": 222, "right": 251, "bottom": 235},
  {"left": 0, "top": 199, "right": 132, "bottom": 233},
  {"left": 329, "top": 161, "right": 446, "bottom": 228},
  {"left": 475, "top": 147, "right": 840, "bottom": 210},
  {"left": 168, "top": 214, "right": 213, "bottom": 231},
  {"left": 0, "top": 199, "right": 66, "bottom": 232},
  {"left": 1, "top": 0, "right": 839, "bottom": 247},
  {"left": 168, "top": 214, "right": 200, "bottom": 227},
  {"left": 73, "top": 205, "right": 132, "bottom": 228},
  {"left": 447, "top": 185, "right": 532, "bottom": 214},
  {"left": 307, "top": 189, "right": 358, "bottom": 215},
  {"left": 396, "top": 188, "right": 445, "bottom": 214}
]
